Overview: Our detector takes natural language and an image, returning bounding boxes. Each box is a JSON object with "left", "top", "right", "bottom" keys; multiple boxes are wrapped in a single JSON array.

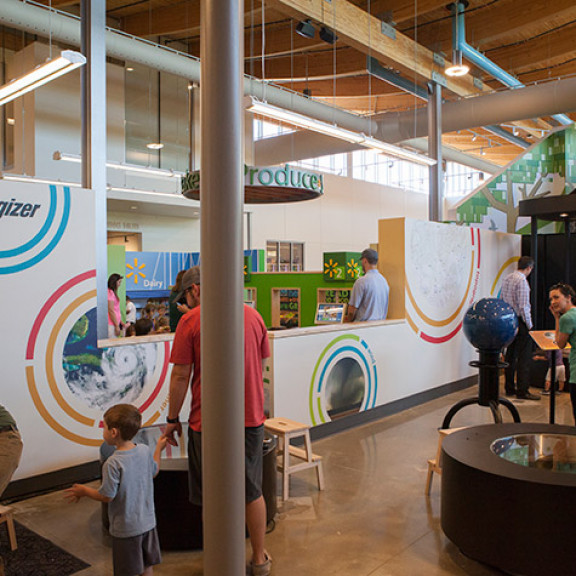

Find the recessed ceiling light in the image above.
[
  {"left": 126, "top": 67, "right": 134, "bottom": 72},
  {"left": 146, "top": 142, "right": 164, "bottom": 150},
  {"left": 560, "top": 213, "right": 569, "bottom": 218},
  {"left": 130, "top": 205, "right": 138, "bottom": 210}
]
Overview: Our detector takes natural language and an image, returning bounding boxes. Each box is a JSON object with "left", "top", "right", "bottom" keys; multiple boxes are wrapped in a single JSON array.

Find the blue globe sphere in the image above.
[{"left": 463, "top": 298, "right": 518, "bottom": 351}]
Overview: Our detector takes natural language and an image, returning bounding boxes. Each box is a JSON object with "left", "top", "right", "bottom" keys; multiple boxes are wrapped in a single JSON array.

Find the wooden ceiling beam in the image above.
[
  {"left": 120, "top": 3, "right": 200, "bottom": 37},
  {"left": 265, "top": 0, "right": 484, "bottom": 97},
  {"left": 247, "top": 48, "right": 368, "bottom": 81},
  {"left": 406, "top": 0, "right": 576, "bottom": 54},
  {"left": 487, "top": 23, "right": 576, "bottom": 75}
]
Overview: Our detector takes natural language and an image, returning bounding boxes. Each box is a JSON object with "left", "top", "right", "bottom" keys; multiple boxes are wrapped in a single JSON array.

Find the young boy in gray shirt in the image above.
[{"left": 66, "top": 404, "right": 166, "bottom": 576}]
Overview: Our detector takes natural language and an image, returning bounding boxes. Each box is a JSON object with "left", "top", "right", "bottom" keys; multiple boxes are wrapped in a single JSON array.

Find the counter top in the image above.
[
  {"left": 98, "top": 332, "right": 175, "bottom": 348},
  {"left": 98, "top": 318, "right": 406, "bottom": 348},
  {"left": 267, "top": 318, "right": 405, "bottom": 338}
]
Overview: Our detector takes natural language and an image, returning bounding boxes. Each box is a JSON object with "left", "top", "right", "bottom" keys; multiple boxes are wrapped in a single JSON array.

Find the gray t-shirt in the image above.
[
  {"left": 99, "top": 444, "right": 157, "bottom": 538},
  {"left": 349, "top": 269, "right": 390, "bottom": 321}
]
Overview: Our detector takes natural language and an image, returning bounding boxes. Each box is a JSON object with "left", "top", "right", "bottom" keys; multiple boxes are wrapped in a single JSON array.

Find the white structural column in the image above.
[
  {"left": 81, "top": 0, "right": 107, "bottom": 339},
  {"left": 200, "top": 0, "right": 246, "bottom": 574},
  {"left": 428, "top": 82, "right": 443, "bottom": 222}
]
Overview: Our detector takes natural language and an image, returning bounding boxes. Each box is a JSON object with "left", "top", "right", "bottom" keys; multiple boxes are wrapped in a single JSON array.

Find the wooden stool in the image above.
[
  {"left": 264, "top": 417, "right": 325, "bottom": 500},
  {"left": 425, "top": 427, "right": 465, "bottom": 495},
  {"left": 0, "top": 505, "right": 17, "bottom": 551}
]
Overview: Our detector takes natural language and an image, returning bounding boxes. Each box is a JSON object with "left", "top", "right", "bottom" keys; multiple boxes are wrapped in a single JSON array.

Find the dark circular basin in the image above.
[{"left": 442, "top": 423, "right": 576, "bottom": 576}]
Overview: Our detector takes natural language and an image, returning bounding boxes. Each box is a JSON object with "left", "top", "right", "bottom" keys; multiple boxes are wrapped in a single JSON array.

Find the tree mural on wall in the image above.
[
  {"left": 454, "top": 127, "right": 576, "bottom": 233},
  {"left": 481, "top": 174, "right": 550, "bottom": 233}
]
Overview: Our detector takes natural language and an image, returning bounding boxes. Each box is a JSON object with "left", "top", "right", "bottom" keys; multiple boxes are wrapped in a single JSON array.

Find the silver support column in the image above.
[
  {"left": 81, "top": 0, "right": 108, "bottom": 340},
  {"left": 428, "top": 82, "right": 443, "bottom": 222},
  {"left": 201, "top": 0, "right": 245, "bottom": 574}
]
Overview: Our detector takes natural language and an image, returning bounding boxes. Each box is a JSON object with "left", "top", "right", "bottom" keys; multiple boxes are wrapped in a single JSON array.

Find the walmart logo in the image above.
[
  {"left": 324, "top": 259, "right": 339, "bottom": 278},
  {"left": 126, "top": 258, "right": 146, "bottom": 284},
  {"left": 347, "top": 259, "right": 360, "bottom": 279}
]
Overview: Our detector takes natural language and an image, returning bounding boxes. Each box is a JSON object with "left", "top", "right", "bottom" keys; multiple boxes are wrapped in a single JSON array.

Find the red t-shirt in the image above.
[{"left": 169, "top": 304, "right": 270, "bottom": 432}]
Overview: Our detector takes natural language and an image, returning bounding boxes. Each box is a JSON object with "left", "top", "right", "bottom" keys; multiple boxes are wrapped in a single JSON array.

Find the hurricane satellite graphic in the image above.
[{"left": 62, "top": 308, "right": 157, "bottom": 410}]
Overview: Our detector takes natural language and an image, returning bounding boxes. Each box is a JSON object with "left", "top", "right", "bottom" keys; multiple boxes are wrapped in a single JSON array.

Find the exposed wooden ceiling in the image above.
[{"left": 29, "top": 0, "right": 576, "bottom": 167}]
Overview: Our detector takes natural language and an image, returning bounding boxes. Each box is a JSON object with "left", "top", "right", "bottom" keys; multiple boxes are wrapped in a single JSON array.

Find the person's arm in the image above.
[
  {"left": 345, "top": 305, "right": 357, "bottom": 323},
  {"left": 163, "top": 363, "right": 192, "bottom": 446},
  {"left": 519, "top": 279, "right": 533, "bottom": 329},
  {"left": 552, "top": 308, "right": 570, "bottom": 349},
  {"left": 345, "top": 282, "right": 361, "bottom": 323},
  {"left": 65, "top": 483, "right": 112, "bottom": 503},
  {"left": 153, "top": 436, "right": 167, "bottom": 477},
  {"left": 108, "top": 300, "right": 121, "bottom": 336}
]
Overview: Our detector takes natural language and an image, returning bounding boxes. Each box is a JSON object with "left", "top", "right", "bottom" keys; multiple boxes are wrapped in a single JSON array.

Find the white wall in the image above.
[
  {"left": 107, "top": 211, "right": 200, "bottom": 253},
  {"left": 247, "top": 173, "right": 428, "bottom": 269}
]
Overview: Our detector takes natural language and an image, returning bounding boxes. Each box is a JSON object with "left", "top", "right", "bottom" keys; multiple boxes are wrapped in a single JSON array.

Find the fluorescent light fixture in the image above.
[
  {"left": 245, "top": 96, "right": 437, "bottom": 166},
  {"left": 445, "top": 49, "right": 469, "bottom": 77},
  {"left": 1, "top": 173, "right": 82, "bottom": 187},
  {"left": 245, "top": 97, "right": 365, "bottom": 144},
  {"left": 53, "top": 151, "right": 184, "bottom": 178},
  {"left": 362, "top": 137, "right": 437, "bottom": 166},
  {"left": 146, "top": 142, "right": 164, "bottom": 150},
  {"left": 107, "top": 186, "right": 181, "bottom": 197},
  {"left": 0, "top": 50, "right": 86, "bottom": 107}
]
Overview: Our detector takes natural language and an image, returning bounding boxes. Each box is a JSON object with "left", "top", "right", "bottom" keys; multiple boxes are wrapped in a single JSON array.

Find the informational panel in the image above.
[{"left": 1, "top": 182, "right": 172, "bottom": 481}]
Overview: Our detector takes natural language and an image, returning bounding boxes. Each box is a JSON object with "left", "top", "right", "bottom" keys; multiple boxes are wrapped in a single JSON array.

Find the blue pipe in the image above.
[{"left": 451, "top": 2, "right": 572, "bottom": 126}]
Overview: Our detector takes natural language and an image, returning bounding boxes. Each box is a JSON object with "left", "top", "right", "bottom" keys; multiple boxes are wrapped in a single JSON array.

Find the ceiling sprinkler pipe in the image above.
[{"left": 450, "top": 1, "right": 572, "bottom": 126}]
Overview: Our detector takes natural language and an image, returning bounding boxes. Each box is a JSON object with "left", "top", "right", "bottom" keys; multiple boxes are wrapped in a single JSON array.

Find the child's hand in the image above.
[
  {"left": 157, "top": 435, "right": 168, "bottom": 452},
  {"left": 65, "top": 484, "right": 87, "bottom": 503}
]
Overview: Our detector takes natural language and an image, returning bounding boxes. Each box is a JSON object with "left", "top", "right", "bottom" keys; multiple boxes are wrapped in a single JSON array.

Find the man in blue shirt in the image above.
[{"left": 346, "top": 248, "right": 390, "bottom": 322}]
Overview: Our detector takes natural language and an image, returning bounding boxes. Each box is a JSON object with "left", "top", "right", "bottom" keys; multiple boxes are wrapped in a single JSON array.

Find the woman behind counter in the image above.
[
  {"left": 107, "top": 273, "right": 124, "bottom": 338},
  {"left": 169, "top": 270, "right": 190, "bottom": 332}
]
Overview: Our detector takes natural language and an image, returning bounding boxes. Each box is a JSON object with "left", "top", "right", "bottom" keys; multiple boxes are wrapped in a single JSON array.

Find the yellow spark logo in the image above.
[
  {"left": 347, "top": 259, "right": 360, "bottom": 278},
  {"left": 126, "top": 258, "right": 146, "bottom": 284},
  {"left": 324, "top": 259, "right": 339, "bottom": 278},
  {"left": 244, "top": 264, "right": 248, "bottom": 276}
]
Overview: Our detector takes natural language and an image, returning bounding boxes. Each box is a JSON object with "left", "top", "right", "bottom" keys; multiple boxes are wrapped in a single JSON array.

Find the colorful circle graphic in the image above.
[
  {"left": 0, "top": 185, "right": 71, "bottom": 275},
  {"left": 25, "top": 271, "right": 170, "bottom": 445},
  {"left": 405, "top": 226, "right": 481, "bottom": 344},
  {"left": 309, "top": 334, "right": 378, "bottom": 425}
]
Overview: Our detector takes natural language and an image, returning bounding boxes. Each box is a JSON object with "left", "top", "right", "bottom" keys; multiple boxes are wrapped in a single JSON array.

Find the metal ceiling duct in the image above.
[
  {"left": 0, "top": 0, "right": 376, "bottom": 136},
  {"left": 376, "top": 77, "right": 576, "bottom": 143}
]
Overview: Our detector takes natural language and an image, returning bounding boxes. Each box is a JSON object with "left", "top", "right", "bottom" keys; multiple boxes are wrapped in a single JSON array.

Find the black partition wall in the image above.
[
  {"left": 521, "top": 229, "right": 576, "bottom": 330},
  {"left": 519, "top": 194, "right": 576, "bottom": 331}
]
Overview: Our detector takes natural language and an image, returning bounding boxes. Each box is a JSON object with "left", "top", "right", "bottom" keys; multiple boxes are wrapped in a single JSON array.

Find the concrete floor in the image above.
[{"left": 7, "top": 384, "right": 574, "bottom": 575}]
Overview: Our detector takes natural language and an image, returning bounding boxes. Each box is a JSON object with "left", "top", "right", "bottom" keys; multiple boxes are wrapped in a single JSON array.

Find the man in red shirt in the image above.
[{"left": 163, "top": 266, "right": 272, "bottom": 576}]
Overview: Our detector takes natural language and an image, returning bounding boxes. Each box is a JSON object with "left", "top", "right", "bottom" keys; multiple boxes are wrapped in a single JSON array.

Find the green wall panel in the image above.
[{"left": 245, "top": 272, "right": 355, "bottom": 328}]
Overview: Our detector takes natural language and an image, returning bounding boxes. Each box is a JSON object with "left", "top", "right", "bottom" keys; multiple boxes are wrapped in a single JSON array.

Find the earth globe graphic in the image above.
[
  {"left": 62, "top": 307, "right": 157, "bottom": 410},
  {"left": 463, "top": 298, "right": 518, "bottom": 352}
]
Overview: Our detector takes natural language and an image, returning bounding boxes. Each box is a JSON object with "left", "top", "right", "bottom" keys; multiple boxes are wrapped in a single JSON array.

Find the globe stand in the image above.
[{"left": 442, "top": 350, "right": 521, "bottom": 429}]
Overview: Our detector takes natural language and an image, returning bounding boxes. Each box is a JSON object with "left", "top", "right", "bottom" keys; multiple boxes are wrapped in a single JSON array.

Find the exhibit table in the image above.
[
  {"left": 442, "top": 423, "right": 576, "bottom": 576},
  {"left": 101, "top": 425, "right": 277, "bottom": 550}
]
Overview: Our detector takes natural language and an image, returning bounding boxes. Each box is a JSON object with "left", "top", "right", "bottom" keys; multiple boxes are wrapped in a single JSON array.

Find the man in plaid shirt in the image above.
[{"left": 501, "top": 256, "right": 540, "bottom": 400}]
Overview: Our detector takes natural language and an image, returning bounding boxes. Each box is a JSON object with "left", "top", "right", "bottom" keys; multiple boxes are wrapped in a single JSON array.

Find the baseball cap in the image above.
[
  {"left": 175, "top": 266, "right": 200, "bottom": 302},
  {"left": 361, "top": 248, "right": 378, "bottom": 264}
]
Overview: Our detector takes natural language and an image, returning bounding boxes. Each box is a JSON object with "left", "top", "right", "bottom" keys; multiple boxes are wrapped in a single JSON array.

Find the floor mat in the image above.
[{"left": 0, "top": 520, "right": 90, "bottom": 576}]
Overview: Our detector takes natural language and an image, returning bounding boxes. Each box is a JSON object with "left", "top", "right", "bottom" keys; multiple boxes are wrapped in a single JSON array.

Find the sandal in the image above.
[{"left": 250, "top": 552, "right": 272, "bottom": 576}]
